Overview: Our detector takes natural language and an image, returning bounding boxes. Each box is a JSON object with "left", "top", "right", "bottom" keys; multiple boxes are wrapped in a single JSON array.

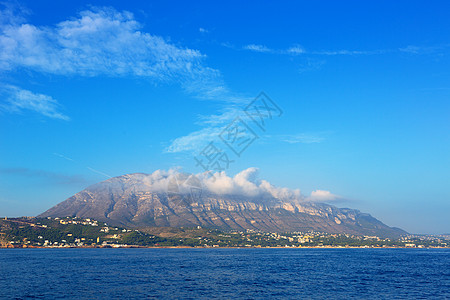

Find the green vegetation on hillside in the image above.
[{"left": 0, "top": 217, "right": 448, "bottom": 248}]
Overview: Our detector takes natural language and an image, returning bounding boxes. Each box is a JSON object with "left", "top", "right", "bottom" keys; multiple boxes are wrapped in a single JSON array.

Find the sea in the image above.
[{"left": 0, "top": 248, "right": 449, "bottom": 299}]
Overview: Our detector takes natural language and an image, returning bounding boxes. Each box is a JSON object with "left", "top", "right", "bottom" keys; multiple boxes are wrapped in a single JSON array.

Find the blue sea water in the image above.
[{"left": 0, "top": 248, "right": 449, "bottom": 299}]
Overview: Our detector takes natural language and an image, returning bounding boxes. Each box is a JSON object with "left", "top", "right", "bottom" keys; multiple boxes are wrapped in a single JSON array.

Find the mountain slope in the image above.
[{"left": 39, "top": 173, "right": 406, "bottom": 238}]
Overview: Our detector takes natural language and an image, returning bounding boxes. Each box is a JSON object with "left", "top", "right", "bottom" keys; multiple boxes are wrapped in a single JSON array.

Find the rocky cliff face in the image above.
[{"left": 39, "top": 173, "right": 406, "bottom": 237}]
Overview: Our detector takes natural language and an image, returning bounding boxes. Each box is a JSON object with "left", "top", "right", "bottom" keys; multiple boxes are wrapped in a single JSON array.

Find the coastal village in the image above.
[{"left": 1, "top": 216, "right": 448, "bottom": 249}]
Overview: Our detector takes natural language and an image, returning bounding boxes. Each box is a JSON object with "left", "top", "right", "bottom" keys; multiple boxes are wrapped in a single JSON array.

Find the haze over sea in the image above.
[{"left": 1, "top": 248, "right": 449, "bottom": 299}]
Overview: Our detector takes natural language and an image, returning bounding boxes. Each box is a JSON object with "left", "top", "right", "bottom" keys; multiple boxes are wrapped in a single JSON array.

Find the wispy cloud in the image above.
[
  {"left": 286, "top": 45, "right": 305, "bottom": 55},
  {"left": 243, "top": 44, "right": 272, "bottom": 53},
  {"left": 0, "top": 85, "right": 69, "bottom": 120},
  {"left": 0, "top": 1, "right": 29, "bottom": 27},
  {"left": 278, "top": 133, "right": 325, "bottom": 144},
  {"left": 53, "top": 153, "right": 112, "bottom": 179},
  {"left": 0, "top": 5, "right": 244, "bottom": 122},
  {"left": 238, "top": 42, "right": 449, "bottom": 57},
  {"left": 0, "top": 167, "right": 88, "bottom": 185},
  {"left": 240, "top": 43, "right": 389, "bottom": 56},
  {"left": 0, "top": 7, "right": 205, "bottom": 79},
  {"left": 53, "top": 152, "right": 74, "bottom": 162},
  {"left": 86, "top": 167, "right": 112, "bottom": 179},
  {"left": 165, "top": 104, "right": 255, "bottom": 153},
  {"left": 311, "top": 49, "right": 389, "bottom": 56},
  {"left": 398, "top": 44, "right": 449, "bottom": 55},
  {"left": 297, "top": 58, "right": 326, "bottom": 73},
  {"left": 399, "top": 45, "right": 422, "bottom": 54},
  {"left": 166, "top": 127, "right": 224, "bottom": 153}
]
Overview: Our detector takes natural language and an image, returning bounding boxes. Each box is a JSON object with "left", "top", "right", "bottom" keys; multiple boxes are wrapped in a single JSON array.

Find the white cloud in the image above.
[
  {"left": 0, "top": 8, "right": 206, "bottom": 80},
  {"left": 0, "top": 6, "right": 243, "bottom": 122},
  {"left": 398, "top": 45, "right": 446, "bottom": 55},
  {"left": 132, "top": 167, "right": 339, "bottom": 203},
  {"left": 279, "top": 133, "right": 325, "bottom": 144},
  {"left": 196, "top": 106, "right": 242, "bottom": 125},
  {"left": 230, "top": 43, "right": 404, "bottom": 57},
  {"left": 0, "top": 2, "right": 29, "bottom": 27},
  {"left": 1, "top": 85, "right": 69, "bottom": 120},
  {"left": 297, "top": 58, "right": 325, "bottom": 73},
  {"left": 166, "top": 127, "right": 224, "bottom": 153},
  {"left": 136, "top": 169, "right": 180, "bottom": 193},
  {"left": 399, "top": 46, "right": 421, "bottom": 54},
  {"left": 308, "top": 190, "right": 340, "bottom": 202},
  {"left": 311, "top": 49, "right": 388, "bottom": 56},
  {"left": 240, "top": 43, "right": 447, "bottom": 57},
  {"left": 166, "top": 103, "right": 256, "bottom": 153},
  {"left": 243, "top": 44, "right": 272, "bottom": 53},
  {"left": 286, "top": 46, "right": 305, "bottom": 54}
]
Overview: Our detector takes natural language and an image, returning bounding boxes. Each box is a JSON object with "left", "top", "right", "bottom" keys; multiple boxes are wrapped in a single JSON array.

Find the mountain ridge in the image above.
[{"left": 39, "top": 173, "right": 406, "bottom": 238}]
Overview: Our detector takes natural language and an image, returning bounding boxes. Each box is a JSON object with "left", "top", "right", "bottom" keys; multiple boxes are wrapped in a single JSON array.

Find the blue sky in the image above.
[{"left": 0, "top": 0, "right": 449, "bottom": 234}]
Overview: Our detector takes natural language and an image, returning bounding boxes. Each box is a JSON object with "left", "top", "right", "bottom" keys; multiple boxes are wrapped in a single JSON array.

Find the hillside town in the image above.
[{"left": 1, "top": 217, "right": 448, "bottom": 249}]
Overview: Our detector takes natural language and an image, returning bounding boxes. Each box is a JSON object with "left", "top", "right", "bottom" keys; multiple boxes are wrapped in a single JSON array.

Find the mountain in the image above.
[{"left": 39, "top": 173, "right": 406, "bottom": 238}]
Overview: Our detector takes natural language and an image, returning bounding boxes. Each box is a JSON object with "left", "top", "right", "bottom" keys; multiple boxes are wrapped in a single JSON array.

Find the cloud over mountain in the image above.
[
  {"left": 39, "top": 169, "right": 403, "bottom": 237},
  {"left": 130, "top": 167, "right": 339, "bottom": 203}
]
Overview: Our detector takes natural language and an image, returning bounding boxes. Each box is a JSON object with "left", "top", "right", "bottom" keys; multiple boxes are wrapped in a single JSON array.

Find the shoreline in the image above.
[{"left": 1, "top": 245, "right": 449, "bottom": 249}]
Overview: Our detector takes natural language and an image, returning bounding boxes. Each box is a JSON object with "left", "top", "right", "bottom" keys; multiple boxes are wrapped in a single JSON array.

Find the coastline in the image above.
[{"left": 2, "top": 245, "right": 449, "bottom": 249}]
